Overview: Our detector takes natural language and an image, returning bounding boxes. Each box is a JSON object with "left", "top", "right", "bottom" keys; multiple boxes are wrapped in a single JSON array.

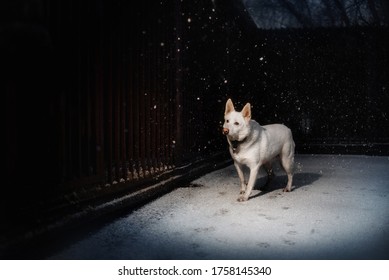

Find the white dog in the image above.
[{"left": 222, "top": 99, "right": 295, "bottom": 201}]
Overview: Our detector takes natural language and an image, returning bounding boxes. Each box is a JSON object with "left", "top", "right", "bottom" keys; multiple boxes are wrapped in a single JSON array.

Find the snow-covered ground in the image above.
[{"left": 50, "top": 155, "right": 389, "bottom": 259}]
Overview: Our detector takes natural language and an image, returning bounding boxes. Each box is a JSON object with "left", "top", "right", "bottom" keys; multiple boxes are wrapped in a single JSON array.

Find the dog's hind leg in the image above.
[
  {"left": 280, "top": 145, "right": 294, "bottom": 192},
  {"left": 260, "top": 162, "right": 274, "bottom": 191}
]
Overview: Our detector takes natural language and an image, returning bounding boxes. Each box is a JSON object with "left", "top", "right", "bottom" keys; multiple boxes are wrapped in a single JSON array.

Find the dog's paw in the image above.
[
  {"left": 283, "top": 187, "right": 292, "bottom": 192},
  {"left": 239, "top": 190, "right": 245, "bottom": 195},
  {"left": 237, "top": 196, "right": 248, "bottom": 202}
]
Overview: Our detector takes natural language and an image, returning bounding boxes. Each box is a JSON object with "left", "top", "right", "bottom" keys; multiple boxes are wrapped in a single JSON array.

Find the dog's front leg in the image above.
[
  {"left": 238, "top": 164, "right": 260, "bottom": 202},
  {"left": 234, "top": 162, "right": 246, "bottom": 195}
]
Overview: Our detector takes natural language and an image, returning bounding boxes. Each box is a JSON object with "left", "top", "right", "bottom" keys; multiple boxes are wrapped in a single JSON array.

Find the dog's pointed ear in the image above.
[
  {"left": 225, "top": 99, "right": 235, "bottom": 115},
  {"left": 242, "top": 103, "right": 251, "bottom": 121}
]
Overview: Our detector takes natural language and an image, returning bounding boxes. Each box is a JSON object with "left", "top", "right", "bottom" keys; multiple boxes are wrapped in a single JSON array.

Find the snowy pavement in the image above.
[{"left": 50, "top": 155, "right": 389, "bottom": 260}]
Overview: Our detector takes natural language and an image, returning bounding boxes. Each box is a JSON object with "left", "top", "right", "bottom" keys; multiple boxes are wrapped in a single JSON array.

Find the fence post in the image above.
[{"left": 174, "top": 0, "right": 184, "bottom": 166}]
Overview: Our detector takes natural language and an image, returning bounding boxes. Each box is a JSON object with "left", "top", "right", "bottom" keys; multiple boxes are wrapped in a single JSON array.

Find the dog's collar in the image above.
[{"left": 230, "top": 138, "right": 247, "bottom": 153}]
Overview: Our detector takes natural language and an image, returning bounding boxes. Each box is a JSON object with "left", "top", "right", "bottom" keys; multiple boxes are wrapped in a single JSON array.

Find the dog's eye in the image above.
[
  {"left": 226, "top": 120, "right": 229, "bottom": 123},
  {"left": 234, "top": 122, "right": 239, "bottom": 126}
]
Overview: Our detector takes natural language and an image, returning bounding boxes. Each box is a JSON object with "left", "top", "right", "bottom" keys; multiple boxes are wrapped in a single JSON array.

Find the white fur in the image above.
[{"left": 223, "top": 99, "right": 295, "bottom": 202}]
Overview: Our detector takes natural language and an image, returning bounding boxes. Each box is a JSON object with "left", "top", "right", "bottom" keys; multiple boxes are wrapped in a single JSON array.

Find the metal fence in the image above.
[
  {"left": 4, "top": 0, "right": 234, "bottom": 209},
  {"left": 54, "top": 1, "right": 179, "bottom": 189}
]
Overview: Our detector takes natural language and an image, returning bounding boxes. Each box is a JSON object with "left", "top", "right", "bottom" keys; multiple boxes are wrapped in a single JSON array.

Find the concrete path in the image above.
[{"left": 50, "top": 155, "right": 389, "bottom": 259}]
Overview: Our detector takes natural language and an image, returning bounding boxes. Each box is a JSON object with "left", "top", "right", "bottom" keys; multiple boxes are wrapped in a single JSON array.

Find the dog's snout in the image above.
[{"left": 222, "top": 127, "right": 229, "bottom": 135}]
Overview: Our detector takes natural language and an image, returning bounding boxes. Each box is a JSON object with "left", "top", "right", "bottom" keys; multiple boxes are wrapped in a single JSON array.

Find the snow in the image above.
[{"left": 49, "top": 155, "right": 389, "bottom": 260}]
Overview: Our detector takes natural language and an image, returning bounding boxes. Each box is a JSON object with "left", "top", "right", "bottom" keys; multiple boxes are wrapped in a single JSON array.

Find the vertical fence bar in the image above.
[
  {"left": 105, "top": 38, "right": 113, "bottom": 185},
  {"left": 133, "top": 41, "right": 140, "bottom": 180},
  {"left": 174, "top": 0, "right": 184, "bottom": 166},
  {"left": 95, "top": 36, "right": 104, "bottom": 181},
  {"left": 127, "top": 40, "right": 135, "bottom": 180},
  {"left": 120, "top": 21, "right": 127, "bottom": 183},
  {"left": 113, "top": 30, "right": 121, "bottom": 184}
]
